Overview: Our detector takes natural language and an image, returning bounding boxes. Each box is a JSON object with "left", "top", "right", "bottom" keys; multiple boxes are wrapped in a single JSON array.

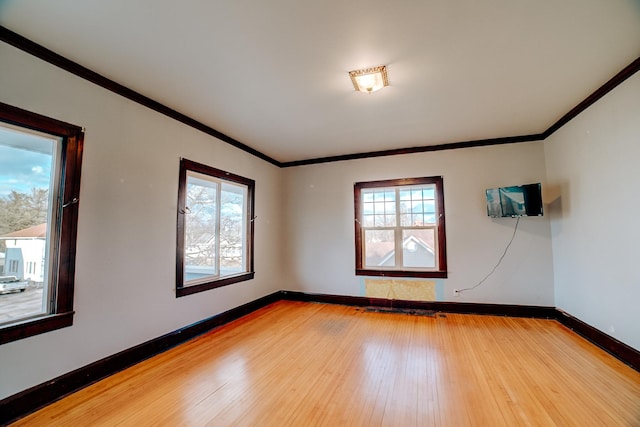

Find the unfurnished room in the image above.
[{"left": 0, "top": 0, "right": 639, "bottom": 425}]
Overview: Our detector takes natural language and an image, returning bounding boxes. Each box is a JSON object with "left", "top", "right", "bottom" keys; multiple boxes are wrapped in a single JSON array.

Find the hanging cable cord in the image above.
[{"left": 457, "top": 216, "right": 521, "bottom": 294}]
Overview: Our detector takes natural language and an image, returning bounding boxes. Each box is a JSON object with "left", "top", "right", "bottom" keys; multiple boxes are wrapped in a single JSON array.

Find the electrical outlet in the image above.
[{"left": 453, "top": 289, "right": 460, "bottom": 297}]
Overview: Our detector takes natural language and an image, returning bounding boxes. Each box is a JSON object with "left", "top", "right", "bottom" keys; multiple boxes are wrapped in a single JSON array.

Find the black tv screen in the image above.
[{"left": 486, "top": 183, "right": 543, "bottom": 217}]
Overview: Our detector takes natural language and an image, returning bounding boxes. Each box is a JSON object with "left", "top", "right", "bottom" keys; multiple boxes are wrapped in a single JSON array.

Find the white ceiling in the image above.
[{"left": 1, "top": 0, "right": 639, "bottom": 163}]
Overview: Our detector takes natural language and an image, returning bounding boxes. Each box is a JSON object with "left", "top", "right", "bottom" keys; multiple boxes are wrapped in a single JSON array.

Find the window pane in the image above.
[
  {"left": 423, "top": 187, "right": 435, "bottom": 199},
  {"left": 424, "top": 200, "right": 435, "bottom": 213},
  {"left": 220, "top": 182, "right": 246, "bottom": 277},
  {"left": 384, "top": 214, "right": 396, "bottom": 227},
  {"left": 400, "top": 184, "right": 437, "bottom": 226},
  {"left": 0, "top": 124, "right": 58, "bottom": 325},
  {"left": 364, "top": 229, "right": 395, "bottom": 268},
  {"left": 384, "top": 201, "right": 395, "bottom": 214},
  {"left": 402, "top": 229, "right": 436, "bottom": 268},
  {"left": 363, "top": 202, "right": 374, "bottom": 215},
  {"left": 365, "top": 193, "right": 397, "bottom": 227},
  {"left": 184, "top": 172, "right": 218, "bottom": 284},
  {"left": 362, "top": 191, "right": 374, "bottom": 203},
  {"left": 362, "top": 214, "right": 374, "bottom": 227}
]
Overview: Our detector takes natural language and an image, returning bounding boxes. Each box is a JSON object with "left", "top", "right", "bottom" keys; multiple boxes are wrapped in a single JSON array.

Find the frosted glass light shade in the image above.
[{"left": 349, "top": 65, "right": 389, "bottom": 93}]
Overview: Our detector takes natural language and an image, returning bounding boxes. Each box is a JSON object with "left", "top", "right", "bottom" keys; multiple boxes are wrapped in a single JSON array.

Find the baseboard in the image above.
[
  {"left": 283, "top": 291, "right": 639, "bottom": 371},
  {"left": 2, "top": 290, "right": 637, "bottom": 425},
  {"left": 555, "top": 309, "right": 640, "bottom": 371},
  {"left": 0, "top": 291, "right": 281, "bottom": 426},
  {"left": 280, "top": 290, "right": 558, "bottom": 318}
]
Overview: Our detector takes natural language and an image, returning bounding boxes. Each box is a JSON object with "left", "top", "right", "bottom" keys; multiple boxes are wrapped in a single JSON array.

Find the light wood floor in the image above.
[{"left": 12, "top": 301, "right": 640, "bottom": 426}]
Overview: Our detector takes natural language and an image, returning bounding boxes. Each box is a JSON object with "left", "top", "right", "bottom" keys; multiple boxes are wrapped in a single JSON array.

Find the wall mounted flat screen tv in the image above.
[{"left": 486, "top": 183, "right": 543, "bottom": 217}]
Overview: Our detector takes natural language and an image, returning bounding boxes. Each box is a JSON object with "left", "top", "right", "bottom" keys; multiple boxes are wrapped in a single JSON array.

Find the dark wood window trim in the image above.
[
  {"left": 354, "top": 176, "right": 447, "bottom": 278},
  {"left": 0, "top": 102, "right": 84, "bottom": 345},
  {"left": 176, "top": 159, "right": 255, "bottom": 297}
]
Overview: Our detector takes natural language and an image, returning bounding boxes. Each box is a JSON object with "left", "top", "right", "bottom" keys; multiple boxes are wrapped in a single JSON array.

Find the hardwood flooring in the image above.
[{"left": 11, "top": 301, "right": 640, "bottom": 426}]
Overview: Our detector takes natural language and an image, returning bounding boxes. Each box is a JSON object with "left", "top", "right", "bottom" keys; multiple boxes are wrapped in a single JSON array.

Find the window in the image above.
[
  {"left": 0, "top": 102, "right": 84, "bottom": 345},
  {"left": 354, "top": 176, "right": 447, "bottom": 278},
  {"left": 176, "top": 159, "right": 255, "bottom": 297}
]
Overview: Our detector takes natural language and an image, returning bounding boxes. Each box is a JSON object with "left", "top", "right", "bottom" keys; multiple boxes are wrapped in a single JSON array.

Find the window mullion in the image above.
[
  {"left": 394, "top": 188, "right": 403, "bottom": 268},
  {"left": 241, "top": 188, "right": 247, "bottom": 272},
  {"left": 215, "top": 181, "right": 221, "bottom": 276}
]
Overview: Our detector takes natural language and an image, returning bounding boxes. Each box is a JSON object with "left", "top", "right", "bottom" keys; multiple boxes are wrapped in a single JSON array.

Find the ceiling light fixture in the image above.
[{"left": 349, "top": 65, "right": 389, "bottom": 94}]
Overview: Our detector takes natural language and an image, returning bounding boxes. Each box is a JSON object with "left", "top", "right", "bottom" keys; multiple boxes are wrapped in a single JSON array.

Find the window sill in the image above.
[
  {"left": 0, "top": 311, "right": 74, "bottom": 345},
  {"left": 356, "top": 269, "right": 448, "bottom": 279},
  {"left": 176, "top": 272, "right": 255, "bottom": 297}
]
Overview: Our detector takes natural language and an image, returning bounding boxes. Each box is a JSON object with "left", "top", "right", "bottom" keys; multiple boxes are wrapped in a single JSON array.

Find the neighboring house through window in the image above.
[
  {"left": 354, "top": 176, "right": 447, "bottom": 278},
  {"left": 3, "top": 224, "right": 47, "bottom": 283}
]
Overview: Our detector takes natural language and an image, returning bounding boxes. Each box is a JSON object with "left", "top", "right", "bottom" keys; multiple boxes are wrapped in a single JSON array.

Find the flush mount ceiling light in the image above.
[{"left": 349, "top": 65, "right": 389, "bottom": 93}]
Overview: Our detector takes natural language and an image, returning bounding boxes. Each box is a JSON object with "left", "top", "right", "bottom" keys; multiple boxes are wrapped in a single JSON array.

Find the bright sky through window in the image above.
[{"left": 0, "top": 126, "right": 54, "bottom": 197}]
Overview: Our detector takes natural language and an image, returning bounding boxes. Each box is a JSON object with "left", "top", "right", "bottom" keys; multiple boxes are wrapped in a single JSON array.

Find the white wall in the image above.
[
  {"left": 283, "top": 142, "right": 555, "bottom": 306},
  {"left": 0, "top": 43, "right": 284, "bottom": 399},
  {"left": 544, "top": 73, "right": 640, "bottom": 350}
]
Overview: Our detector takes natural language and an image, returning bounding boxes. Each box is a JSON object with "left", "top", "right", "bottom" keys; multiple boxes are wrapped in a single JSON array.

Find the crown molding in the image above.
[
  {"left": 2, "top": 26, "right": 639, "bottom": 168},
  {"left": 0, "top": 26, "right": 282, "bottom": 167}
]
